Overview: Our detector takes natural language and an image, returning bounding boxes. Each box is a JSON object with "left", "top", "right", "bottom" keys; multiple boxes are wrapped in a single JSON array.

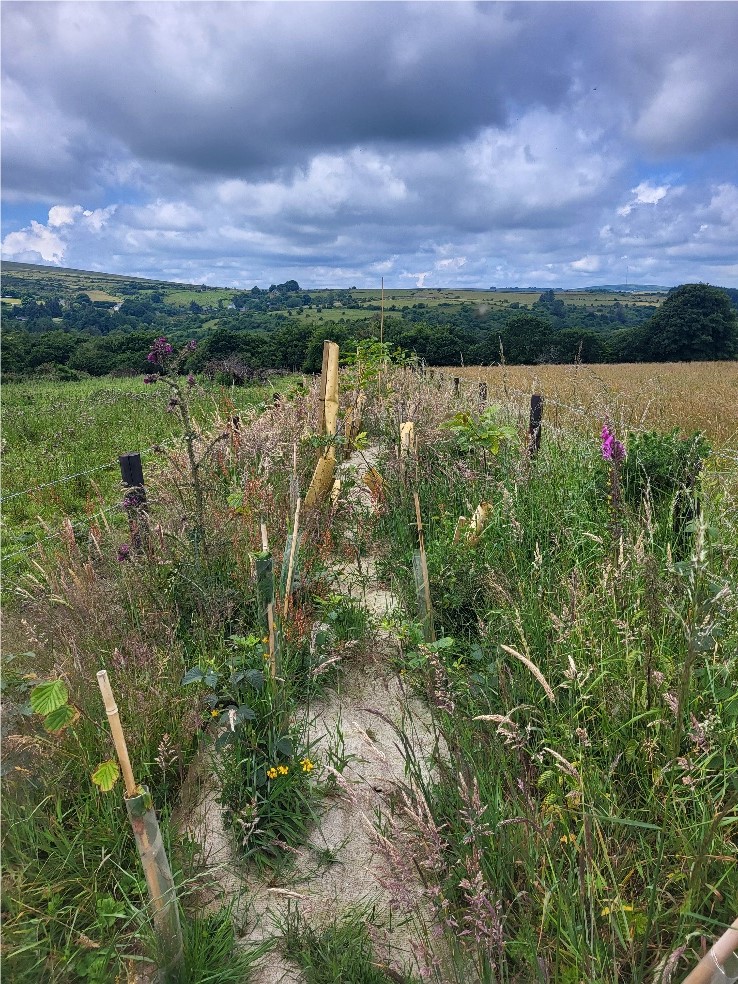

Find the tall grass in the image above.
[
  {"left": 2, "top": 361, "right": 735, "bottom": 982},
  {"left": 372, "top": 379, "right": 737, "bottom": 982}
]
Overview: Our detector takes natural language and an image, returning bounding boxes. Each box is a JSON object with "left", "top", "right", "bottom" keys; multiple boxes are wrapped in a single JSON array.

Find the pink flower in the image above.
[{"left": 601, "top": 424, "right": 625, "bottom": 463}]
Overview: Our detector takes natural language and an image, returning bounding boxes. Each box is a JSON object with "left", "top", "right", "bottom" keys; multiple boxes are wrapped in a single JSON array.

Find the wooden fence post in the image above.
[
  {"left": 528, "top": 394, "right": 544, "bottom": 459},
  {"left": 479, "top": 381, "right": 488, "bottom": 408},
  {"left": 317, "top": 340, "right": 331, "bottom": 435},
  {"left": 119, "top": 452, "right": 149, "bottom": 551},
  {"left": 453, "top": 377, "right": 460, "bottom": 397},
  {"left": 305, "top": 341, "right": 340, "bottom": 510}
]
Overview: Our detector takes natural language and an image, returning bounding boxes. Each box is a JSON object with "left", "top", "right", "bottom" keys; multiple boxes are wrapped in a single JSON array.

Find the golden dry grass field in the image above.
[{"left": 451, "top": 361, "right": 738, "bottom": 447}]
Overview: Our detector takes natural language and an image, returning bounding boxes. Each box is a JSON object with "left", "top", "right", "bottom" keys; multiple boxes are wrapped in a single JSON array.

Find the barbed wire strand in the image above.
[
  {"left": 0, "top": 437, "right": 182, "bottom": 503},
  {"left": 2, "top": 500, "right": 125, "bottom": 563}
]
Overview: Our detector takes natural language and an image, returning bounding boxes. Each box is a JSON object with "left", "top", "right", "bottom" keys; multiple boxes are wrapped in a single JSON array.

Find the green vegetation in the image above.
[
  {"left": 371, "top": 393, "right": 736, "bottom": 982},
  {"left": 2, "top": 337, "right": 736, "bottom": 981},
  {"left": 283, "top": 908, "right": 415, "bottom": 983},
  {"left": 1, "top": 374, "right": 297, "bottom": 564},
  {"left": 5, "top": 261, "right": 735, "bottom": 382}
]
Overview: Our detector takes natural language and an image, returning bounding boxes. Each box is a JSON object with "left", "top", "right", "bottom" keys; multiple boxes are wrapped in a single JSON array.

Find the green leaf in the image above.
[
  {"left": 204, "top": 671, "right": 219, "bottom": 688},
  {"left": 243, "top": 669, "right": 265, "bottom": 692},
  {"left": 181, "top": 667, "right": 205, "bottom": 685},
  {"left": 235, "top": 705, "right": 256, "bottom": 724},
  {"left": 44, "top": 703, "right": 80, "bottom": 733},
  {"left": 30, "top": 679, "right": 68, "bottom": 716},
  {"left": 215, "top": 731, "right": 236, "bottom": 751},
  {"left": 95, "top": 895, "right": 126, "bottom": 927},
  {"left": 92, "top": 759, "right": 120, "bottom": 792},
  {"left": 275, "top": 736, "right": 294, "bottom": 757}
]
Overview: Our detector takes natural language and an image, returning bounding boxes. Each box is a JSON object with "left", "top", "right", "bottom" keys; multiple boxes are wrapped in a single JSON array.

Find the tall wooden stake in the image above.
[
  {"left": 96, "top": 670, "right": 183, "bottom": 978},
  {"left": 305, "top": 341, "right": 340, "bottom": 509},
  {"left": 97, "top": 670, "right": 137, "bottom": 798},
  {"left": 261, "top": 523, "right": 277, "bottom": 679}
]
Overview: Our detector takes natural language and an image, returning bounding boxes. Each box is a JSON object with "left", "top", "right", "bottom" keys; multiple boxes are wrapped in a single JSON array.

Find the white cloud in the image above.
[
  {"left": 1, "top": 220, "right": 66, "bottom": 263},
  {"left": 617, "top": 181, "right": 670, "bottom": 217},
  {"left": 1, "top": 203, "right": 116, "bottom": 264},
  {"left": 48, "top": 204, "right": 83, "bottom": 227},
  {"left": 571, "top": 255, "right": 601, "bottom": 273}
]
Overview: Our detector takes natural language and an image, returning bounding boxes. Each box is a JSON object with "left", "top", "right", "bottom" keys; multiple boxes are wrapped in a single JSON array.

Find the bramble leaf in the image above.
[{"left": 181, "top": 667, "right": 204, "bottom": 685}]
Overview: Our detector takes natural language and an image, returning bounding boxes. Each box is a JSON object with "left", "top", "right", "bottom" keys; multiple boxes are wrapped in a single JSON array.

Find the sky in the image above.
[{"left": 2, "top": 1, "right": 738, "bottom": 290}]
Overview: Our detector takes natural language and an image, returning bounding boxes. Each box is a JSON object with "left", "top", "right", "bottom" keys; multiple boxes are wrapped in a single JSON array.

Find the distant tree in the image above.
[
  {"left": 724, "top": 287, "right": 738, "bottom": 312},
  {"left": 534, "top": 289, "right": 566, "bottom": 319},
  {"left": 639, "top": 283, "right": 738, "bottom": 361},
  {"left": 501, "top": 314, "right": 555, "bottom": 364}
]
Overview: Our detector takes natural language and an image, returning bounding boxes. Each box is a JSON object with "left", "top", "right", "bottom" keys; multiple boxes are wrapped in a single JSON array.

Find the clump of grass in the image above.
[
  {"left": 282, "top": 906, "right": 418, "bottom": 983},
  {"left": 371, "top": 373, "right": 738, "bottom": 983}
]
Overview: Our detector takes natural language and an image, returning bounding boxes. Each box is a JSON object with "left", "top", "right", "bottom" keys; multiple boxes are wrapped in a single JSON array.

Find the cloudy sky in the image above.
[{"left": 2, "top": 1, "right": 738, "bottom": 289}]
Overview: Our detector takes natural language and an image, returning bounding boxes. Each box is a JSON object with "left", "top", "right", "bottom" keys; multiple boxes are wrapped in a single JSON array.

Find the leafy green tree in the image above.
[
  {"left": 501, "top": 314, "right": 555, "bottom": 364},
  {"left": 639, "top": 283, "right": 738, "bottom": 361}
]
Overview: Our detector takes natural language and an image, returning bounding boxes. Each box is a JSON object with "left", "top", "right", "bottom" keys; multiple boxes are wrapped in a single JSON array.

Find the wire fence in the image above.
[
  {"left": 421, "top": 367, "right": 606, "bottom": 427},
  {"left": 3, "top": 371, "right": 733, "bottom": 566},
  {"left": 1, "top": 500, "right": 126, "bottom": 563},
  {"left": 0, "top": 438, "right": 182, "bottom": 505},
  {"left": 0, "top": 437, "right": 189, "bottom": 564}
]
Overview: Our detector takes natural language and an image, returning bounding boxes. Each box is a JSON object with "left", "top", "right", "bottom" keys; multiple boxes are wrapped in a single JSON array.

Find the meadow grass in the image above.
[
  {"left": 0, "top": 372, "right": 354, "bottom": 980},
  {"left": 2, "top": 360, "right": 735, "bottom": 983},
  {"left": 369, "top": 368, "right": 737, "bottom": 982},
  {"left": 454, "top": 361, "right": 738, "bottom": 446},
  {"left": 1, "top": 374, "right": 297, "bottom": 561}
]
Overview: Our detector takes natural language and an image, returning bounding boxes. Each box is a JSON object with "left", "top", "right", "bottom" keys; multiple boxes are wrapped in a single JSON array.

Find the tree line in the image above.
[{"left": 2, "top": 282, "right": 735, "bottom": 380}]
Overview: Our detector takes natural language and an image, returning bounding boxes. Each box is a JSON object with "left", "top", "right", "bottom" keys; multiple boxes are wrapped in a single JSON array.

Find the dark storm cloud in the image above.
[
  {"left": 2, "top": 1, "right": 737, "bottom": 287},
  {"left": 5, "top": 0, "right": 737, "bottom": 200},
  {"left": 1, "top": 1, "right": 568, "bottom": 191}
]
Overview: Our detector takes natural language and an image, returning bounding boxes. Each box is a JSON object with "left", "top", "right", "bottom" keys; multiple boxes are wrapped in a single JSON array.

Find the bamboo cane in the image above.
[
  {"left": 413, "top": 492, "right": 435, "bottom": 642},
  {"left": 97, "top": 670, "right": 137, "bottom": 798},
  {"left": 260, "top": 523, "right": 277, "bottom": 675},
  {"left": 289, "top": 443, "right": 298, "bottom": 514},
  {"left": 96, "top": 671, "right": 183, "bottom": 979}
]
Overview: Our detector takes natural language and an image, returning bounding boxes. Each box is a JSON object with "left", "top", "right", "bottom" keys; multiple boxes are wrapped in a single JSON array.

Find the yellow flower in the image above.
[
  {"left": 277, "top": 765, "right": 289, "bottom": 776},
  {"left": 262, "top": 636, "right": 269, "bottom": 644},
  {"left": 210, "top": 710, "right": 220, "bottom": 718},
  {"left": 300, "top": 758, "right": 314, "bottom": 773},
  {"left": 266, "top": 767, "right": 278, "bottom": 780}
]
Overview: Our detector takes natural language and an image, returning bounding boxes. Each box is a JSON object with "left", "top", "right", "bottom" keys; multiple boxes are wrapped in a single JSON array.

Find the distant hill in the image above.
[
  {"left": 2, "top": 261, "right": 673, "bottom": 295},
  {"left": 583, "top": 284, "right": 670, "bottom": 293}
]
